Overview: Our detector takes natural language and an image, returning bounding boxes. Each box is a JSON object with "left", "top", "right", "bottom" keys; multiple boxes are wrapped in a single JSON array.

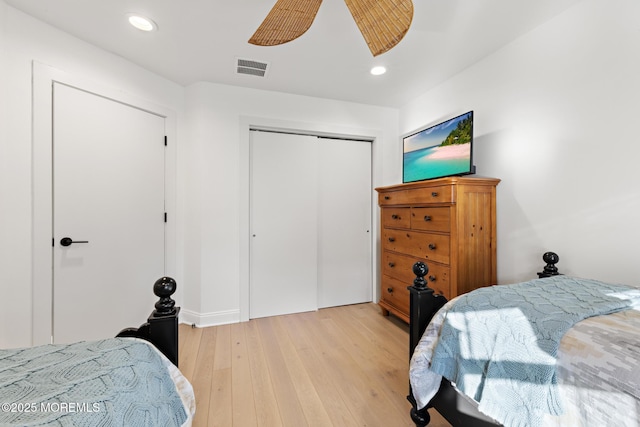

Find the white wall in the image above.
[
  {"left": 181, "top": 82, "right": 398, "bottom": 326},
  {"left": 400, "top": 0, "right": 640, "bottom": 285},
  {"left": 0, "top": 4, "right": 184, "bottom": 348}
]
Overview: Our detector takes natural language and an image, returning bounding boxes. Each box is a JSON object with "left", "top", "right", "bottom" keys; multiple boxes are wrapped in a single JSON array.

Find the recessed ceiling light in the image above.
[
  {"left": 370, "top": 66, "right": 386, "bottom": 76},
  {"left": 127, "top": 14, "right": 157, "bottom": 32}
]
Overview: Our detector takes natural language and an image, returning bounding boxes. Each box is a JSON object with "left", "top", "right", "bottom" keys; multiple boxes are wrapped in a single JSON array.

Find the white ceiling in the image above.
[{"left": 6, "top": 0, "right": 583, "bottom": 107}]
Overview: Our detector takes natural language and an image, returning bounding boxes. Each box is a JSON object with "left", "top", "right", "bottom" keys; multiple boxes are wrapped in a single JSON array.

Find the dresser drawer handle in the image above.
[
  {"left": 388, "top": 237, "right": 396, "bottom": 242},
  {"left": 391, "top": 214, "right": 400, "bottom": 220},
  {"left": 428, "top": 243, "right": 437, "bottom": 250},
  {"left": 384, "top": 195, "right": 390, "bottom": 200},
  {"left": 387, "top": 287, "right": 393, "bottom": 294},
  {"left": 431, "top": 192, "right": 438, "bottom": 197},
  {"left": 428, "top": 275, "right": 437, "bottom": 282},
  {"left": 424, "top": 215, "right": 432, "bottom": 222},
  {"left": 388, "top": 262, "right": 395, "bottom": 268}
]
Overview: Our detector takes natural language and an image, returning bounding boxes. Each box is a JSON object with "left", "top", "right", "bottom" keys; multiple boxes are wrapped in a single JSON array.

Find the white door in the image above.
[
  {"left": 250, "top": 131, "right": 319, "bottom": 318},
  {"left": 52, "top": 83, "right": 166, "bottom": 344},
  {"left": 249, "top": 131, "right": 372, "bottom": 318},
  {"left": 318, "top": 138, "right": 372, "bottom": 308}
]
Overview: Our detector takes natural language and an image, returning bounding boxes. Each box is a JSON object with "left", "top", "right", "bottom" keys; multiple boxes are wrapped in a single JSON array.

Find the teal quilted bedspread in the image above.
[
  {"left": 0, "top": 338, "right": 188, "bottom": 426},
  {"left": 429, "top": 276, "right": 640, "bottom": 427}
]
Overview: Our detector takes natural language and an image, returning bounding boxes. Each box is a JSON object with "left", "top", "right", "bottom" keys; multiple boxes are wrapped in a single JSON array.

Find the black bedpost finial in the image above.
[
  {"left": 412, "top": 261, "right": 429, "bottom": 289},
  {"left": 153, "top": 276, "right": 177, "bottom": 316},
  {"left": 542, "top": 251, "right": 559, "bottom": 275},
  {"left": 537, "top": 252, "right": 560, "bottom": 278}
]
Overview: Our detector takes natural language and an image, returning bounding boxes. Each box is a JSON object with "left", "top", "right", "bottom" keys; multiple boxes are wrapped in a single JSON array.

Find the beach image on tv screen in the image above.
[{"left": 403, "top": 112, "right": 472, "bottom": 182}]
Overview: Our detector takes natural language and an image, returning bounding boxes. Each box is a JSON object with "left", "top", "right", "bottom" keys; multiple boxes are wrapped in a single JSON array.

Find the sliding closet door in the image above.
[
  {"left": 250, "top": 130, "right": 372, "bottom": 318},
  {"left": 250, "top": 131, "right": 319, "bottom": 318},
  {"left": 318, "top": 138, "right": 372, "bottom": 308}
]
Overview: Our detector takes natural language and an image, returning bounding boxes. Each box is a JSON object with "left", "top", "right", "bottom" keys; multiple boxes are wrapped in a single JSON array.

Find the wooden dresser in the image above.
[{"left": 375, "top": 177, "right": 500, "bottom": 323}]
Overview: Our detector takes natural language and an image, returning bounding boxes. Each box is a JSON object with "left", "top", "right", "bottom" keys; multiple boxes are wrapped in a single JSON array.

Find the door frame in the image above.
[
  {"left": 239, "top": 116, "right": 383, "bottom": 322},
  {"left": 32, "top": 62, "right": 178, "bottom": 345}
]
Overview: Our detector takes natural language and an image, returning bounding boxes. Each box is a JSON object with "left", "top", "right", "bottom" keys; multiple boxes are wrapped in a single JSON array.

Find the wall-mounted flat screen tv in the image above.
[{"left": 402, "top": 111, "right": 474, "bottom": 183}]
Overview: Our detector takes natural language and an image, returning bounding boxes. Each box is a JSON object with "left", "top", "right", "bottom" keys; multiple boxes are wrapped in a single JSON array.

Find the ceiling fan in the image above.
[{"left": 249, "top": 0, "right": 414, "bottom": 57}]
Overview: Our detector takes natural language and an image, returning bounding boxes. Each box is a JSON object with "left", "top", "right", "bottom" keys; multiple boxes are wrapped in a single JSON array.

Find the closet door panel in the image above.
[
  {"left": 318, "top": 139, "right": 372, "bottom": 308},
  {"left": 250, "top": 131, "right": 318, "bottom": 318}
]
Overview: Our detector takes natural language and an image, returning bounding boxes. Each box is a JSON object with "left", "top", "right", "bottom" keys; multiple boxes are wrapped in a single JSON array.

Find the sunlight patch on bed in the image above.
[{"left": 449, "top": 308, "right": 554, "bottom": 364}]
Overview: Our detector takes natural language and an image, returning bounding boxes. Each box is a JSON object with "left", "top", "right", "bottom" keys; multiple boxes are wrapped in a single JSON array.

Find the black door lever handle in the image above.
[{"left": 60, "top": 237, "right": 89, "bottom": 247}]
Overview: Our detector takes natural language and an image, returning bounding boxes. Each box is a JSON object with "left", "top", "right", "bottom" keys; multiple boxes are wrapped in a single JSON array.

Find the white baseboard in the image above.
[{"left": 179, "top": 308, "right": 241, "bottom": 328}]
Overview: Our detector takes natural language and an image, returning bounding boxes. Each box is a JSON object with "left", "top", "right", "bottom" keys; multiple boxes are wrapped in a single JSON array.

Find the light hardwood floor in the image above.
[{"left": 178, "top": 302, "right": 450, "bottom": 427}]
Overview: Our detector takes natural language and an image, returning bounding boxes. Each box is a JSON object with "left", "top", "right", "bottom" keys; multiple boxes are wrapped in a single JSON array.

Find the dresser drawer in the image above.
[
  {"left": 382, "top": 251, "right": 416, "bottom": 282},
  {"left": 382, "top": 229, "right": 450, "bottom": 265},
  {"left": 411, "top": 207, "right": 450, "bottom": 232},
  {"left": 380, "top": 275, "right": 409, "bottom": 314},
  {"left": 379, "top": 186, "right": 453, "bottom": 206},
  {"left": 408, "top": 186, "right": 453, "bottom": 204},
  {"left": 383, "top": 252, "right": 451, "bottom": 298},
  {"left": 379, "top": 190, "right": 409, "bottom": 206},
  {"left": 381, "top": 207, "right": 411, "bottom": 229},
  {"left": 423, "top": 263, "right": 451, "bottom": 299}
]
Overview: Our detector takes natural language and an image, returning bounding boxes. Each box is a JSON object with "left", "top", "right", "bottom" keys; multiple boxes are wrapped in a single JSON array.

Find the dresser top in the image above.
[{"left": 375, "top": 176, "right": 500, "bottom": 193}]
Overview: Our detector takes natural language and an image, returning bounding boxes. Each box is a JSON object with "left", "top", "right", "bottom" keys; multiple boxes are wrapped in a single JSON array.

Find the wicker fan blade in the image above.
[
  {"left": 249, "top": 0, "right": 323, "bottom": 46},
  {"left": 344, "top": 0, "right": 413, "bottom": 56}
]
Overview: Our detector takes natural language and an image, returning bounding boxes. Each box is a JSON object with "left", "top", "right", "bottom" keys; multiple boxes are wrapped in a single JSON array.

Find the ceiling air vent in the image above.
[{"left": 236, "top": 58, "right": 269, "bottom": 77}]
